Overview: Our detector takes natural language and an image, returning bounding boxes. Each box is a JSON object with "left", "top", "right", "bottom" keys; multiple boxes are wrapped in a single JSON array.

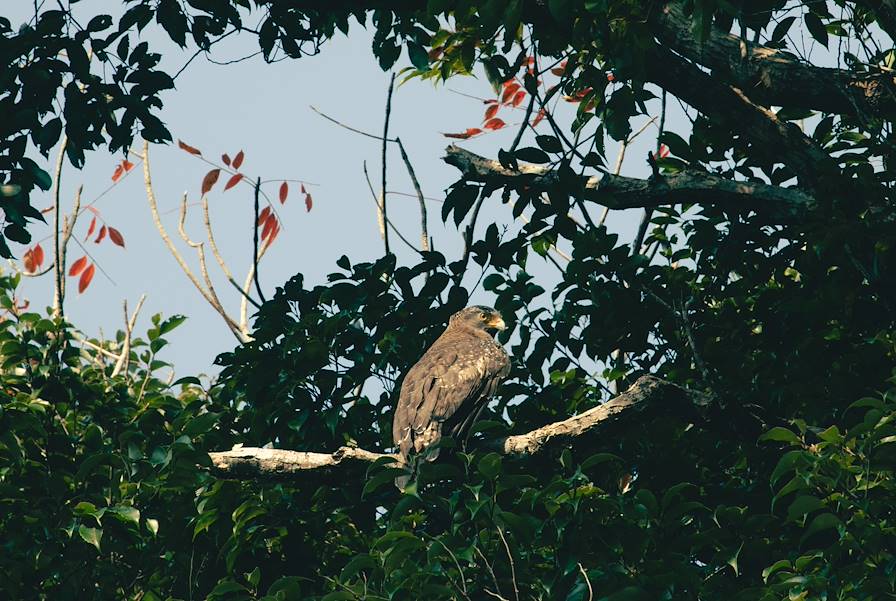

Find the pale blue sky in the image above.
[{"left": 9, "top": 2, "right": 678, "bottom": 377}]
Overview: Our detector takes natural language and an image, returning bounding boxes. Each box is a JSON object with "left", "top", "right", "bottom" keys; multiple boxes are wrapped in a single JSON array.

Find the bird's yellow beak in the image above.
[{"left": 489, "top": 316, "right": 506, "bottom": 331}]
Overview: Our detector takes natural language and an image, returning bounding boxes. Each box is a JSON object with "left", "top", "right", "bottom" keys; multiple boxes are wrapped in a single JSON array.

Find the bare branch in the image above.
[
  {"left": 381, "top": 73, "right": 395, "bottom": 255},
  {"left": 395, "top": 137, "right": 430, "bottom": 251},
  {"left": 142, "top": 142, "right": 245, "bottom": 341},
  {"left": 111, "top": 294, "right": 146, "bottom": 377},
  {"left": 52, "top": 134, "right": 69, "bottom": 319}
]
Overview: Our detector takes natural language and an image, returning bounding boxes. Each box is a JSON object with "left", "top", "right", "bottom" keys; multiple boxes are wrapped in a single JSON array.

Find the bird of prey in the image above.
[{"left": 392, "top": 306, "right": 510, "bottom": 488}]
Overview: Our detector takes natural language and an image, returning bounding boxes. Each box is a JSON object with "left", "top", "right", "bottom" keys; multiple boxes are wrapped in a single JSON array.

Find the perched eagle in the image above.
[{"left": 392, "top": 306, "right": 510, "bottom": 487}]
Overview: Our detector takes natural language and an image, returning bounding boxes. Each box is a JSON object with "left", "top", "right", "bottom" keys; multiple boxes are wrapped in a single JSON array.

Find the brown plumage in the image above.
[{"left": 392, "top": 306, "right": 510, "bottom": 487}]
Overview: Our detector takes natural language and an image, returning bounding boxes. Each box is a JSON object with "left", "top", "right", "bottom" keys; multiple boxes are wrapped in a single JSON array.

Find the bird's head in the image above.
[{"left": 449, "top": 305, "right": 506, "bottom": 334}]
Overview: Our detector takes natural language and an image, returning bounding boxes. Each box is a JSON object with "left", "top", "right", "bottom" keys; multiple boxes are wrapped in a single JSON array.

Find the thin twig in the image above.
[
  {"left": 458, "top": 188, "right": 487, "bottom": 283},
  {"left": 496, "top": 527, "right": 520, "bottom": 601},
  {"left": 142, "top": 142, "right": 243, "bottom": 340},
  {"left": 52, "top": 134, "right": 69, "bottom": 319},
  {"left": 427, "top": 535, "right": 469, "bottom": 599},
  {"left": 362, "top": 162, "right": 420, "bottom": 253},
  {"left": 395, "top": 137, "right": 429, "bottom": 251},
  {"left": 111, "top": 294, "right": 146, "bottom": 377},
  {"left": 59, "top": 185, "right": 83, "bottom": 304},
  {"left": 252, "top": 177, "right": 266, "bottom": 304},
  {"left": 474, "top": 546, "right": 504, "bottom": 600},
  {"left": 599, "top": 117, "right": 658, "bottom": 227},
  {"left": 578, "top": 563, "right": 593, "bottom": 601},
  {"left": 201, "top": 195, "right": 262, "bottom": 326},
  {"left": 381, "top": 73, "right": 396, "bottom": 255},
  {"left": 631, "top": 91, "right": 666, "bottom": 254}
]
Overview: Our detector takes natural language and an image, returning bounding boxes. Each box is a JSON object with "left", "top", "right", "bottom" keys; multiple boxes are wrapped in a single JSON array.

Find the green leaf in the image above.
[
  {"left": 145, "top": 518, "right": 159, "bottom": 536},
  {"left": 158, "top": 314, "right": 187, "bottom": 335},
  {"left": 536, "top": 135, "right": 563, "bottom": 153},
  {"left": 786, "top": 495, "right": 824, "bottom": 523},
  {"left": 478, "top": 452, "right": 502, "bottom": 479},
  {"left": 771, "top": 16, "right": 796, "bottom": 42},
  {"left": 817, "top": 425, "right": 842, "bottom": 443},
  {"left": 762, "top": 559, "right": 791, "bottom": 582},
  {"left": 78, "top": 525, "right": 102, "bottom": 551},
  {"left": 804, "top": 12, "right": 828, "bottom": 47},
  {"left": 800, "top": 512, "right": 841, "bottom": 544},
  {"left": 515, "top": 147, "right": 550, "bottom": 163},
  {"left": 760, "top": 427, "right": 801, "bottom": 444},
  {"left": 407, "top": 42, "right": 429, "bottom": 70},
  {"left": 183, "top": 412, "right": 220, "bottom": 437}
]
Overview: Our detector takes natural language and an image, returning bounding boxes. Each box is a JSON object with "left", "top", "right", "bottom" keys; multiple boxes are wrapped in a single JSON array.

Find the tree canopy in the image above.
[{"left": 2, "top": 1, "right": 896, "bottom": 600}]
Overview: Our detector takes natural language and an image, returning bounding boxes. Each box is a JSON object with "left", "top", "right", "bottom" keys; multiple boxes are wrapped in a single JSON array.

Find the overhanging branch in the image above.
[
  {"left": 207, "top": 375, "right": 706, "bottom": 480},
  {"left": 443, "top": 145, "right": 815, "bottom": 220},
  {"left": 645, "top": 46, "right": 837, "bottom": 188},
  {"left": 651, "top": 3, "right": 896, "bottom": 121}
]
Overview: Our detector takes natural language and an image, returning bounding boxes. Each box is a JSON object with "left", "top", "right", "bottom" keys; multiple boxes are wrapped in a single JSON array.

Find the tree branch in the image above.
[
  {"left": 206, "top": 375, "right": 705, "bottom": 480},
  {"left": 443, "top": 145, "right": 814, "bottom": 221},
  {"left": 644, "top": 46, "right": 836, "bottom": 189},
  {"left": 651, "top": 2, "right": 896, "bottom": 121}
]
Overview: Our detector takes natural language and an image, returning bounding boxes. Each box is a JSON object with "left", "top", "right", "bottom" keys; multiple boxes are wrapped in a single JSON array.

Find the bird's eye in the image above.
[{"left": 479, "top": 312, "right": 488, "bottom": 320}]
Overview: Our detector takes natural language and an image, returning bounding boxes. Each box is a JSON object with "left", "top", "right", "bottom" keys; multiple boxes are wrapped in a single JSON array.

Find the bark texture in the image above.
[{"left": 207, "top": 375, "right": 704, "bottom": 481}]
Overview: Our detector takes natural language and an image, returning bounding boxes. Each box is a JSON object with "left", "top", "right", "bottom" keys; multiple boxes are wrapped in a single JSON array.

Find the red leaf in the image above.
[
  {"left": 86, "top": 206, "right": 100, "bottom": 216},
  {"left": 108, "top": 227, "right": 125, "bottom": 248},
  {"left": 501, "top": 83, "right": 521, "bottom": 104},
  {"left": 23, "top": 249, "right": 35, "bottom": 273},
  {"left": 32, "top": 243, "right": 44, "bottom": 269},
  {"left": 484, "top": 104, "right": 500, "bottom": 121},
  {"left": 69, "top": 255, "right": 88, "bottom": 276},
  {"left": 122, "top": 159, "right": 134, "bottom": 172},
  {"left": 224, "top": 173, "right": 243, "bottom": 191},
  {"left": 257, "top": 206, "right": 271, "bottom": 226},
  {"left": 606, "top": 72, "right": 615, "bottom": 82},
  {"left": 85, "top": 216, "right": 97, "bottom": 240},
  {"left": 261, "top": 213, "right": 277, "bottom": 241},
  {"left": 111, "top": 164, "right": 124, "bottom": 182},
  {"left": 267, "top": 222, "right": 281, "bottom": 245},
  {"left": 483, "top": 118, "right": 506, "bottom": 131},
  {"left": 657, "top": 144, "right": 670, "bottom": 159},
  {"left": 178, "top": 140, "right": 202, "bottom": 155},
  {"left": 201, "top": 169, "right": 221, "bottom": 195},
  {"left": 301, "top": 183, "right": 306, "bottom": 194},
  {"left": 531, "top": 108, "right": 546, "bottom": 127},
  {"left": 232, "top": 150, "right": 245, "bottom": 169},
  {"left": 95, "top": 225, "right": 107, "bottom": 244},
  {"left": 305, "top": 193, "right": 313, "bottom": 212},
  {"left": 78, "top": 263, "right": 95, "bottom": 294},
  {"left": 222, "top": 153, "right": 231, "bottom": 166},
  {"left": 279, "top": 182, "right": 288, "bottom": 204},
  {"left": 550, "top": 60, "right": 568, "bottom": 76},
  {"left": 511, "top": 90, "right": 527, "bottom": 107},
  {"left": 428, "top": 46, "right": 443, "bottom": 60},
  {"left": 443, "top": 128, "right": 483, "bottom": 139}
]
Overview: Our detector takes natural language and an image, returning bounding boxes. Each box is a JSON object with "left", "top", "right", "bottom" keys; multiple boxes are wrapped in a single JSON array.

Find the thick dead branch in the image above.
[
  {"left": 645, "top": 46, "right": 836, "bottom": 188},
  {"left": 444, "top": 145, "right": 814, "bottom": 221},
  {"left": 207, "top": 375, "right": 703, "bottom": 480},
  {"left": 651, "top": 3, "right": 896, "bottom": 120},
  {"left": 208, "top": 445, "right": 395, "bottom": 480}
]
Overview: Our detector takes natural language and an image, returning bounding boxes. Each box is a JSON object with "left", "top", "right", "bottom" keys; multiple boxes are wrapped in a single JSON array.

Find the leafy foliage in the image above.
[{"left": 3, "top": 0, "right": 896, "bottom": 599}]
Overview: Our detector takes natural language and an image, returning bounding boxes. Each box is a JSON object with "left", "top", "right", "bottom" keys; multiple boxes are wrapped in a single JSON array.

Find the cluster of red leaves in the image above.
[
  {"left": 84, "top": 207, "right": 125, "bottom": 248},
  {"left": 22, "top": 244, "right": 45, "bottom": 273},
  {"left": 256, "top": 206, "right": 280, "bottom": 246},
  {"left": 177, "top": 139, "right": 314, "bottom": 251},
  {"left": 654, "top": 144, "right": 671, "bottom": 159},
  {"left": 444, "top": 58, "right": 552, "bottom": 140},
  {"left": 68, "top": 256, "right": 95, "bottom": 294},
  {"left": 110, "top": 158, "right": 136, "bottom": 183}
]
